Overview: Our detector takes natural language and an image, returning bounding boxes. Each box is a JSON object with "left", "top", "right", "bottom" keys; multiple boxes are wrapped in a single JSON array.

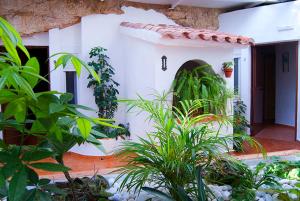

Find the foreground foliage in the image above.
[
  {"left": 115, "top": 93, "right": 260, "bottom": 201},
  {"left": 0, "top": 17, "right": 113, "bottom": 200}
]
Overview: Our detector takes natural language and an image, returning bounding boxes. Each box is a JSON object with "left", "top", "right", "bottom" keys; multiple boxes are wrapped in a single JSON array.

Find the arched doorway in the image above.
[{"left": 172, "top": 59, "right": 228, "bottom": 114}]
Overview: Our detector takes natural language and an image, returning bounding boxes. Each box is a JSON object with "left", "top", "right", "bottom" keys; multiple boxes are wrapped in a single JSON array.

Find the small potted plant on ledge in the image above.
[{"left": 222, "top": 61, "right": 233, "bottom": 78}]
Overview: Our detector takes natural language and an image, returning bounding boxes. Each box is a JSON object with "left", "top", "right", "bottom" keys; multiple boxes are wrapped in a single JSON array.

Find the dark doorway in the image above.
[
  {"left": 251, "top": 42, "right": 298, "bottom": 141},
  {"left": 1, "top": 46, "right": 50, "bottom": 145}
]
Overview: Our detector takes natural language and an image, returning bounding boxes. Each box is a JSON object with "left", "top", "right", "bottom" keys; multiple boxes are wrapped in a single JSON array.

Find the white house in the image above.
[
  {"left": 13, "top": 5, "right": 255, "bottom": 155},
  {"left": 5, "top": 0, "right": 300, "bottom": 156}
]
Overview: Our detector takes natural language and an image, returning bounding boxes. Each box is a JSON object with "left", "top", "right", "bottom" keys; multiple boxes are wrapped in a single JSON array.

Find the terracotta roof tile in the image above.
[{"left": 120, "top": 22, "right": 254, "bottom": 46}]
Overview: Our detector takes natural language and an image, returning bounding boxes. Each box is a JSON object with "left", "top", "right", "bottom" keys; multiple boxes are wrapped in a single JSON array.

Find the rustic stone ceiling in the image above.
[{"left": 0, "top": 0, "right": 223, "bottom": 36}]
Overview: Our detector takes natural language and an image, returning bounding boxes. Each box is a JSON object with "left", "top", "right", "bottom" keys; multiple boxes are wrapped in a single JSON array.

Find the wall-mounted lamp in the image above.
[{"left": 161, "top": 55, "right": 167, "bottom": 71}]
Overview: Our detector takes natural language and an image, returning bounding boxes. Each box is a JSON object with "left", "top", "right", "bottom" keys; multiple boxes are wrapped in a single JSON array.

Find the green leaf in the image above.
[
  {"left": 0, "top": 17, "right": 30, "bottom": 59},
  {"left": 36, "top": 191, "right": 52, "bottom": 201},
  {"left": 71, "top": 57, "right": 82, "bottom": 77},
  {"left": 1, "top": 34, "right": 21, "bottom": 65},
  {"left": 0, "top": 170, "right": 5, "bottom": 188},
  {"left": 23, "top": 189, "right": 36, "bottom": 201},
  {"left": 49, "top": 103, "right": 66, "bottom": 114},
  {"left": 4, "top": 98, "right": 26, "bottom": 122},
  {"left": 9, "top": 166, "right": 27, "bottom": 201},
  {"left": 22, "top": 149, "right": 53, "bottom": 161},
  {"left": 30, "top": 162, "right": 70, "bottom": 172},
  {"left": 76, "top": 118, "right": 92, "bottom": 139},
  {"left": 0, "top": 73, "right": 8, "bottom": 90},
  {"left": 141, "top": 187, "right": 174, "bottom": 201},
  {"left": 22, "top": 57, "right": 40, "bottom": 87},
  {"left": 60, "top": 93, "right": 73, "bottom": 103},
  {"left": 0, "top": 90, "right": 17, "bottom": 104},
  {"left": 11, "top": 73, "right": 36, "bottom": 99},
  {"left": 26, "top": 167, "right": 39, "bottom": 185},
  {"left": 91, "top": 129, "right": 108, "bottom": 138},
  {"left": 38, "top": 178, "right": 51, "bottom": 186}
]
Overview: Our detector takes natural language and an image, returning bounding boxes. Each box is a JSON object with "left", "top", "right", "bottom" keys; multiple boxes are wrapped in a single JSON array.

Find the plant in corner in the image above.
[
  {"left": 87, "top": 47, "right": 130, "bottom": 139},
  {"left": 0, "top": 17, "right": 115, "bottom": 200},
  {"left": 233, "top": 98, "right": 250, "bottom": 152}
]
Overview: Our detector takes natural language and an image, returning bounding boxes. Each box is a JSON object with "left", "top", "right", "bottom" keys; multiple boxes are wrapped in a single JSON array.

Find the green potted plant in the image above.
[
  {"left": 222, "top": 61, "right": 233, "bottom": 78},
  {"left": 87, "top": 47, "right": 130, "bottom": 140}
]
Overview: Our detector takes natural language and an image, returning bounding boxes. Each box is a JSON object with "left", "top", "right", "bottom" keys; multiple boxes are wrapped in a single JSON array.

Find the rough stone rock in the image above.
[{"left": 1, "top": 0, "right": 223, "bottom": 36}]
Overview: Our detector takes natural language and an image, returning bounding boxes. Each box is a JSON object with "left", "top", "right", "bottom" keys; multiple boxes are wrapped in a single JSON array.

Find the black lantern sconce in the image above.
[{"left": 161, "top": 55, "right": 167, "bottom": 71}]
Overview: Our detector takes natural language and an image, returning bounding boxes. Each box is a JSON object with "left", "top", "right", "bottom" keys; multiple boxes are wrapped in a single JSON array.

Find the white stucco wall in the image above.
[
  {"left": 219, "top": 1, "right": 300, "bottom": 139},
  {"left": 71, "top": 7, "right": 176, "bottom": 155},
  {"left": 22, "top": 32, "right": 49, "bottom": 46}
]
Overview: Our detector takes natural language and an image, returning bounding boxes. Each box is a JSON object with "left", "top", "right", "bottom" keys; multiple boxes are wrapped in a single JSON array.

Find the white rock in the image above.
[
  {"left": 256, "top": 191, "right": 266, "bottom": 197},
  {"left": 279, "top": 179, "right": 290, "bottom": 184},
  {"left": 265, "top": 194, "right": 272, "bottom": 201},
  {"left": 221, "top": 191, "right": 231, "bottom": 200},
  {"left": 289, "top": 180, "right": 298, "bottom": 186},
  {"left": 282, "top": 184, "right": 293, "bottom": 190},
  {"left": 288, "top": 193, "right": 298, "bottom": 200},
  {"left": 108, "top": 177, "right": 116, "bottom": 186}
]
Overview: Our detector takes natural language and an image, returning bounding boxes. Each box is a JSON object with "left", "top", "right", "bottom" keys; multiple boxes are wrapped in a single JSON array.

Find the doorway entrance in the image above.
[{"left": 251, "top": 42, "right": 298, "bottom": 141}]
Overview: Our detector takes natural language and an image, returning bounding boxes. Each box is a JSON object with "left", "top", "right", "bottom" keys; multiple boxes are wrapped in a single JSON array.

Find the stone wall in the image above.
[{"left": 0, "top": 0, "right": 223, "bottom": 36}]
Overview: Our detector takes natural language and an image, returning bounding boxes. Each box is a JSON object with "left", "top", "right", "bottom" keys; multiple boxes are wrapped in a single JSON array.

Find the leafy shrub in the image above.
[
  {"left": 115, "top": 93, "right": 259, "bottom": 201},
  {"left": 87, "top": 47, "right": 119, "bottom": 119},
  {"left": 173, "top": 64, "right": 232, "bottom": 114},
  {"left": 233, "top": 99, "right": 250, "bottom": 152},
  {"left": 265, "top": 158, "right": 300, "bottom": 180},
  {"left": 0, "top": 17, "right": 113, "bottom": 200},
  {"left": 206, "top": 159, "right": 280, "bottom": 201},
  {"left": 87, "top": 47, "right": 130, "bottom": 139}
]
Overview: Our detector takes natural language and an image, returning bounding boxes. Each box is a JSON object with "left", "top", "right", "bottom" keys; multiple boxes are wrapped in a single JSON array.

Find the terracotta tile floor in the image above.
[
  {"left": 36, "top": 152, "right": 128, "bottom": 180},
  {"left": 255, "top": 124, "right": 296, "bottom": 141},
  {"left": 38, "top": 124, "right": 300, "bottom": 179},
  {"left": 231, "top": 124, "right": 300, "bottom": 159}
]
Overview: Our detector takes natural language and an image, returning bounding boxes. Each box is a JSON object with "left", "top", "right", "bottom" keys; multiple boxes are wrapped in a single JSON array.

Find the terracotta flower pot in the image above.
[{"left": 224, "top": 68, "right": 233, "bottom": 78}]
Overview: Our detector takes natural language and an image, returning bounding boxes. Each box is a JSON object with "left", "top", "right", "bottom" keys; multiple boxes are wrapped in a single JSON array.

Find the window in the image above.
[{"left": 65, "top": 71, "right": 77, "bottom": 104}]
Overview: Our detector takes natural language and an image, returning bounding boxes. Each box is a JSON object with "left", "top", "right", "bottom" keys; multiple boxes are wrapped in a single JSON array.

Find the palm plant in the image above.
[{"left": 114, "top": 93, "right": 260, "bottom": 200}]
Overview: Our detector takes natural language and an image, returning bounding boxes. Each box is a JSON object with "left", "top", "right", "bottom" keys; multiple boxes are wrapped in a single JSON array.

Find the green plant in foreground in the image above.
[
  {"left": 0, "top": 17, "right": 114, "bottom": 200},
  {"left": 115, "top": 93, "right": 260, "bottom": 201}
]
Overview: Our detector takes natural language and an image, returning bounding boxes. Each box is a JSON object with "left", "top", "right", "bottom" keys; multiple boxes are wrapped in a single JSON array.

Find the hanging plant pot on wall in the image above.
[{"left": 222, "top": 61, "right": 233, "bottom": 78}]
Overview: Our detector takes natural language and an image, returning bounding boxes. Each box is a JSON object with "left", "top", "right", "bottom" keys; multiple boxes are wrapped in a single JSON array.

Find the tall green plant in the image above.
[
  {"left": 173, "top": 64, "right": 232, "bottom": 114},
  {"left": 115, "top": 93, "right": 260, "bottom": 201},
  {"left": 87, "top": 47, "right": 130, "bottom": 139},
  {"left": 0, "top": 17, "right": 113, "bottom": 200},
  {"left": 233, "top": 99, "right": 250, "bottom": 152},
  {"left": 87, "top": 47, "right": 119, "bottom": 119}
]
